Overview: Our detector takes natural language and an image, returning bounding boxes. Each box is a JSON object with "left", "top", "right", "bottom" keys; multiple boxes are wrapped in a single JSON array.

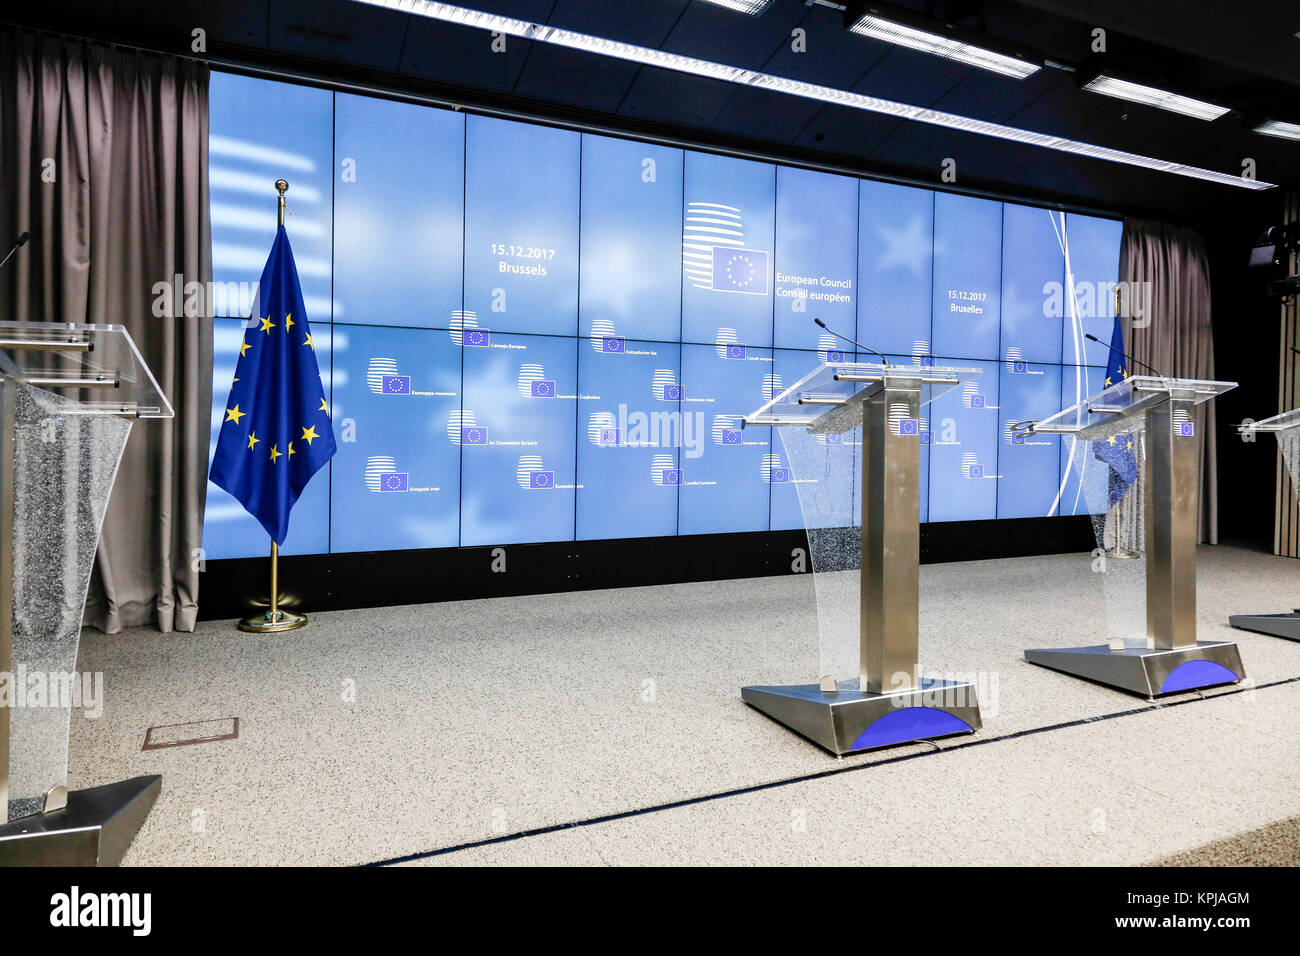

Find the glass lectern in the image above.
[
  {"left": 1229, "top": 407, "right": 1300, "bottom": 641},
  {"left": 742, "top": 361, "right": 983, "bottom": 754},
  {"left": 0, "top": 321, "right": 171, "bottom": 866},
  {"left": 1018, "top": 374, "right": 1245, "bottom": 696}
]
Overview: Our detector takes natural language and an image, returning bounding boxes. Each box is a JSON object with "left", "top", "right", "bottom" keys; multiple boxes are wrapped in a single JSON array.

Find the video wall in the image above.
[{"left": 203, "top": 71, "right": 1122, "bottom": 560}]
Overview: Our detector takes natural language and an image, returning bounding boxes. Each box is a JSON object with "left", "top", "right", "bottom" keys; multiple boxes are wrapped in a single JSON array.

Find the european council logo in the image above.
[
  {"left": 652, "top": 369, "right": 681, "bottom": 401},
  {"left": 517, "top": 456, "right": 554, "bottom": 490},
  {"left": 364, "top": 457, "right": 409, "bottom": 493},
  {"left": 713, "top": 415, "right": 744, "bottom": 445},
  {"left": 888, "top": 402, "right": 918, "bottom": 437},
  {"left": 588, "top": 412, "right": 621, "bottom": 446},
  {"left": 447, "top": 410, "right": 487, "bottom": 445},
  {"left": 449, "top": 310, "right": 490, "bottom": 348},
  {"left": 912, "top": 340, "right": 934, "bottom": 367},
  {"left": 715, "top": 329, "right": 746, "bottom": 360},
  {"left": 517, "top": 364, "right": 555, "bottom": 398},
  {"left": 1174, "top": 408, "right": 1195, "bottom": 437},
  {"left": 961, "top": 453, "right": 985, "bottom": 479},
  {"left": 761, "top": 454, "right": 790, "bottom": 484},
  {"left": 367, "top": 358, "right": 410, "bottom": 395},
  {"left": 682, "top": 201, "right": 769, "bottom": 295},
  {"left": 963, "top": 382, "right": 986, "bottom": 409},
  {"left": 651, "top": 454, "right": 682, "bottom": 487},
  {"left": 1005, "top": 346, "right": 1028, "bottom": 375},
  {"left": 589, "top": 319, "right": 626, "bottom": 354}
]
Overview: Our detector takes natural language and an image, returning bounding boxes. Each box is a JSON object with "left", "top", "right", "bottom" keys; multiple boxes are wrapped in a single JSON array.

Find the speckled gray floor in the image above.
[{"left": 66, "top": 544, "right": 1300, "bottom": 866}]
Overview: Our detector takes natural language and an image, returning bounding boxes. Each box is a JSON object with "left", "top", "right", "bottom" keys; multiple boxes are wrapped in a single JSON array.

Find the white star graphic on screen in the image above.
[{"left": 873, "top": 216, "right": 931, "bottom": 276}]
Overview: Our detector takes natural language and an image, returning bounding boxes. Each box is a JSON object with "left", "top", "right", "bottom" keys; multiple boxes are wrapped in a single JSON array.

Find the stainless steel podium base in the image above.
[
  {"left": 0, "top": 775, "right": 161, "bottom": 866},
  {"left": 742, "top": 679, "right": 981, "bottom": 755},
  {"left": 1229, "top": 611, "right": 1300, "bottom": 642},
  {"left": 1024, "top": 640, "right": 1244, "bottom": 698}
]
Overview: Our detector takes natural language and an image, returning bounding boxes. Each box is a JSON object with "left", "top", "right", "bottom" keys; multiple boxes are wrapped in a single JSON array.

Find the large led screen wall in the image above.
[{"left": 204, "top": 72, "right": 1123, "bottom": 559}]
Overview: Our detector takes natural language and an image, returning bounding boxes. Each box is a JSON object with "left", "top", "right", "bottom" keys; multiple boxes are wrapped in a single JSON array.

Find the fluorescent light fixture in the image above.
[
  {"left": 351, "top": 1, "right": 1275, "bottom": 190},
  {"left": 1082, "top": 75, "right": 1231, "bottom": 122},
  {"left": 848, "top": 11, "right": 1040, "bottom": 79},
  {"left": 1254, "top": 119, "right": 1300, "bottom": 141},
  {"left": 698, "top": 0, "right": 773, "bottom": 14}
]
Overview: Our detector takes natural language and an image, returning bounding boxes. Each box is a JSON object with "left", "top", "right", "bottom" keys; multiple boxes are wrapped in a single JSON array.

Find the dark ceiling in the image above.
[{"left": 6, "top": 0, "right": 1299, "bottom": 221}]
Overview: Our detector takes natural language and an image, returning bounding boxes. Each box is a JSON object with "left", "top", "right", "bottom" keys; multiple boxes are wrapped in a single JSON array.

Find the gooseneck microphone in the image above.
[
  {"left": 1084, "top": 332, "right": 1161, "bottom": 376},
  {"left": 0, "top": 231, "right": 31, "bottom": 274},
  {"left": 814, "top": 317, "right": 888, "bottom": 366}
]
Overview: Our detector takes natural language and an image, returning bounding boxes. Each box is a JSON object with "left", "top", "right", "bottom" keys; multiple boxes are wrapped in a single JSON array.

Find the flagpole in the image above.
[{"left": 238, "top": 179, "right": 308, "bottom": 634}]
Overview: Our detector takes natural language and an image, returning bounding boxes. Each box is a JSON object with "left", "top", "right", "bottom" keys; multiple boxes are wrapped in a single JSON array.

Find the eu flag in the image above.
[
  {"left": 1093, "top": 314, "right": 1138, "bottom": 505},
  {"left": 209, "top": 226, "right": 336, "bottom": 544}
]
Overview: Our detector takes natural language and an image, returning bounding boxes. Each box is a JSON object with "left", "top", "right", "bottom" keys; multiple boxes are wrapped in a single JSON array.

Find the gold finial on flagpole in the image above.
[{"left": 238, "top": 179, "right": 308, "bottom": 634}]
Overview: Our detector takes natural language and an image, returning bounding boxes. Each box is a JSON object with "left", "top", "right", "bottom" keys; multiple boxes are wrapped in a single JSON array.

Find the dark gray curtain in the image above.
[
  {"left": 1120, "top": 218, "right": 1218, "bottom": 544},
  {"left": 0, "top": 28, "right": 212, "bottom": 632}
]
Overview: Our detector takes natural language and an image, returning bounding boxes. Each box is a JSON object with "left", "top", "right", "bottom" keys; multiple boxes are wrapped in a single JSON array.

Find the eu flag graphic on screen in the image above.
[
  {"left": 210, "top": 225, "right": 337, "bottom": 544},
  {"left": 1092, "top": 315, "right": 1138, "bottom": 505}
]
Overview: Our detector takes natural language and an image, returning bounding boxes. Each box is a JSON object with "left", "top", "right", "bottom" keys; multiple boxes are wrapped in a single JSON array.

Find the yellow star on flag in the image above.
[
  {"left": 284, "top": 312, "right": 295, "bottom": 331},
  {"left": 287, "top": 441, "right": 296, "bottom": 458},
  {"left": 259, "top": 315, "right": 277, "bottom": 334},
  {"left": 303, "top": 332, "right": 314, "bottom": 350},
  {"left": 239, "top": 340, "right": 250, "bottom": 357},
  {"left": 225, "top": 404, "right": 246, "bottom": 425},
  {"left": 318, "top": 397, "right": 329, "bottom": 414},
  {"left": 301, "top": 425, "right": 320, "bottom": 446},
  {"left": 247, "top": 432, "right": 260, "bottom": 451},
  {"left": 268, "top": 444, "right": 282, "bottom": 463}
]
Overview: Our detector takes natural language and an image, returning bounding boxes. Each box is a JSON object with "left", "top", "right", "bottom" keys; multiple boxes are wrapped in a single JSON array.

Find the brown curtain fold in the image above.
[
  {"left": 0, "top": 28, "right": 212, "bottom": 632},
  {"left": 1120, "top": 218, "right": 1218, "bottom": 545}
]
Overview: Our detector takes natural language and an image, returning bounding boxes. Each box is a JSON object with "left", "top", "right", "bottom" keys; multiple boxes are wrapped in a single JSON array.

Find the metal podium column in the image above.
[
  {"left": 1144, "top": 398, "right": 1199, "bottom": 650},
  {"left": 861, "top": 382, "right": 921, "bottom": 695}
]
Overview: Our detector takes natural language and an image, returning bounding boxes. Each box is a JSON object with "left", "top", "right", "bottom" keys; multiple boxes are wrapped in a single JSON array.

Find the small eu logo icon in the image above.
[
  {"left": 599, "top": 428, "right": 620, "bottom": 446},
  {"left": 380, "top": 473, "right": 409, "bottom": 492},
  {"left": 602, "top": 336, "right": 625, "bottom": 354},
  {"left": 769, "top": 467, "right": 790, "bottom": 483},
  {"left": 529, "top": 471, "right": 554, "bottom": 489},
  {"left": 969, "top": 464, "right": 984, "bottom": 479},
  {"left": 970, "top": 395, "right": 985, "bottom": 409},
  {"left": 464, "top": 329, "right": 490, "bottom": 347},
  {"left": 531, "top": 380, "right": 555, "bottom": 398},
  {"left": 1178, "top": 422, "right": 1195, "bottom": 437},
  {"left": 663, "top": 384, "right": 683, "bottom": 401},
  {"left": 726, "top": 344, "right": 747, "bottom": 360},
  {"left": 381, "top": 375, "right": 411, "bottom": 395},
  {"left": 461, "top": 426, "right": 488, "bottom": 445},
  {"left": 662, "top": 469, "right": 682, "bottom": 486},
  {"left": 1012, "top": 360, "right": 1027, "bottom": 374},
  {"left": 826, "top": 349, "right": 845, "bottom": 364},
  {"left": 899, "top": 419, "right": 919, "bottom": 436},
  {"left": 722, "top": 429, "right": 742, "bottom": 445}
]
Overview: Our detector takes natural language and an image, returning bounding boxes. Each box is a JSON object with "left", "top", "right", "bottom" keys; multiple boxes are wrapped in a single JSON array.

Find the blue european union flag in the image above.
[
  {"left": 711, "top": 247, "right": 769, "bottom": 294},
  {"left": 1093, "top": 314, "right": 1138, "bottom": 505},
  {"left": 209, "top": 225, "right": 336, "bottom": 544}
]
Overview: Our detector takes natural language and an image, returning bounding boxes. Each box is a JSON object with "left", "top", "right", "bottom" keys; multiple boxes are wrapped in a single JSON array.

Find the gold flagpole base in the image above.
[
  {"left": 237, "top": 608, "right": 308, "bottom": 633},
  {"left": 1105, "top": 548, "right": 1141, "bottom": 560}
]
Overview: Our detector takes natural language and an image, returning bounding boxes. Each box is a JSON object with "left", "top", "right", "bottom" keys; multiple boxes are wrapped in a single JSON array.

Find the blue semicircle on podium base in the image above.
[
  {"left": 1158, "top": 660, "right": 1240, "bottom": 695},
  {"left": 850, "top": 707, "right": 973, "bottom": 752}
]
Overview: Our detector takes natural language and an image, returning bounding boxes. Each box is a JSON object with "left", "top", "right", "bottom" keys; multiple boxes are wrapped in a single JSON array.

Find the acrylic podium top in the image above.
[
  {"left": 0, "top": 321, "right": 173, "bottom": 418},
  {"left": 1241, "top": 406, "right": 1300, "bottom": 435},
  {"left": 745, "top": 361, "right": 980, "bottom": 432},
  {"left": 1026, "top": 375, "right": 1234, "bottom": 440}
]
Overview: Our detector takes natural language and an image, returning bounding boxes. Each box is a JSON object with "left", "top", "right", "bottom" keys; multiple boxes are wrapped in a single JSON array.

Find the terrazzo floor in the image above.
[{"left": 66, "top": 544, "right": 1300, "bottom": 866}]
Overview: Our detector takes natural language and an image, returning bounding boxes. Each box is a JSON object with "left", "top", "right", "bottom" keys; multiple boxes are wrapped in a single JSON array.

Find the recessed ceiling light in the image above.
[
  {"left": 1082, "top": 75, "right": 1231, "bottom": 122},
  {"left": 698, "top": 0, "right": 773, "bottom": 14},
  {"left": 1253, "top": 119, "right": 1300, "bottom": 142},
  {"left": 351, "top": 0, "right": 1274, "bottom": 190},
  {"left": 847, "top": 8, "right": 1041, "bottom": 79}
]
